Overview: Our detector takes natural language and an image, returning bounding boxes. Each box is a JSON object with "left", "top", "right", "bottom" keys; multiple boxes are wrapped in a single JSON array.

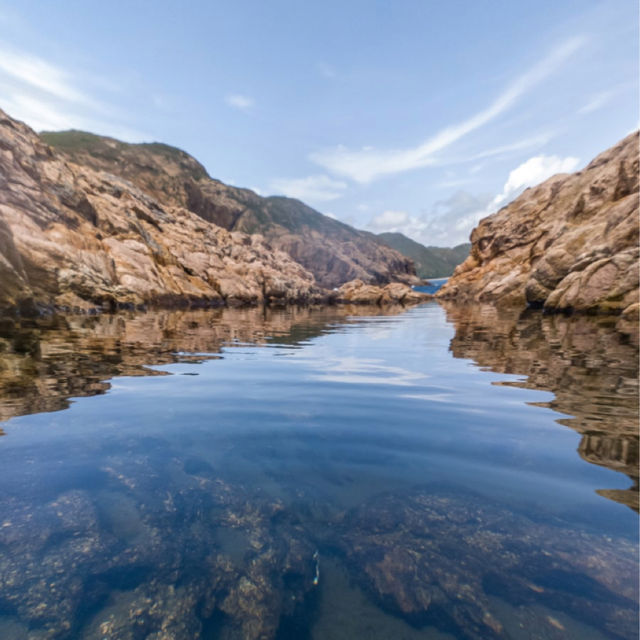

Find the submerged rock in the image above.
[
  {"left": 336, "top": 489, "right": 638, "bottom": 640},
  {"left": 0, "top": 448, "right": 317, "bottom": 639}
]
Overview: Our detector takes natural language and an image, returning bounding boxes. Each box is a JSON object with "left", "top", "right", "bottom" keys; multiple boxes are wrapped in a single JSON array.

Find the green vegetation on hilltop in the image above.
[
  {"left": 377, "top": 232, "right": 470, "bottom": 278},
  {"left": 40, "top": 130, "right": 209, "bottom": 181}
]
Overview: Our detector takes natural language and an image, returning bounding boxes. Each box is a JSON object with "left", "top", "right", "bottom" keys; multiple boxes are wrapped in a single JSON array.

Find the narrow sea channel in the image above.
[{"left": 0, "top": 301, "right": 636, "bottom": 639}]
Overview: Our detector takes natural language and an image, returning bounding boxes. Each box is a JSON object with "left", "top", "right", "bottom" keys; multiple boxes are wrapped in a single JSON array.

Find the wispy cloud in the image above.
[
  {"left": 0, "top": 47, "right": 92, "bottom": 105},
  {"left": 269, "top": 174, "right": 347, "bottom": 202},
  {"left": 225, "top": 93, "right": 254, "bottom": 112},
  {"left": 0, "top": 44, "right": 148, "bottom": 139},
  {"left": 317, "top": 62, "right": 336, "bottom": 79},
  {"left": 367, "top": 154, "right": 580, "bottom": 246},
  {"left": 578, "top": 90, "right": 614, "bottom": 115},
  {"left": 310, "top": 37, "right": 586, "bottom": 183}
]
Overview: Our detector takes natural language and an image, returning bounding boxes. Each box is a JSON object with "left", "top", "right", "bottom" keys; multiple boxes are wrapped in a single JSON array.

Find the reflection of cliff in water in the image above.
[
  {"left": 442, "top": 302, "right": 639, "bottom": 512},
  {"left": 0, "top": 305, "right": 402, "bottom": 425}
]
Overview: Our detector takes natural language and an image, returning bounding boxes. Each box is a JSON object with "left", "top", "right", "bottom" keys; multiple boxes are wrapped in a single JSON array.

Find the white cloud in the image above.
[
  {"left": 0, "top": 46, "right": 92, "bottom": 105},
  {"left": 269, "top": 174, "right": 347, "bottom": 202},
  {"left": 578, "top": 90, "right": 613, "bottom": 115},
  {"left": 367, "top": 191, "right": 493, "bottom": 247},
  {"left": 490, "top": 154, "right": 580, "bottom": 208},
  {"left": 368, "top": 210, "right": 410, "bottom": 231},
  {"left": 317, "top": 62, "right": 336, "bottom": 78},
  {"left": 225, "top": 94, "right": 254, "bottom": 111},
  {"left": 310, "top": 37, "right": 586, "bottom": 183},
  {"left": 0, "top": 44, "right": 148, "bottom": 140},
  {"left": 367, "top": 153, "right": 581, "bottom": 246}
]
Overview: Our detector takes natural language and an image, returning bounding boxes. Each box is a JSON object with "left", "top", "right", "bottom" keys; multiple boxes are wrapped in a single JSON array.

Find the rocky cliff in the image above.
[
  {"left": 40, "top": 130, "right": 417, "bottom": 289},
  {"left": 438, "top": 132, "right": 639, "bottom": 313},
  {"left": 0, "top": 109, "right": 328, "bottom": 312}
]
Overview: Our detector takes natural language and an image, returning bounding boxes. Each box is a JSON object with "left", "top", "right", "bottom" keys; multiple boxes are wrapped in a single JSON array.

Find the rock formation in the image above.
[
  {"left": 0, "top": 109, "right": 327, "bottom": 312},
  {"left": 335, "top": 279, "right": 432, "bottom": 305},
  {"left": 40, "top": 130, "right": 418, "bottom": 289},
  {"left": 438, "top": 132, "right": 639, "bottom": 314}
]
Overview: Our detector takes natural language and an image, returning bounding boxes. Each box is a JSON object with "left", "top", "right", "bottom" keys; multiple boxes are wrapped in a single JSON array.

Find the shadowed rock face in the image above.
[
  {"left": 40, "top": 130, "right": 417, "bottom": 289},
  {"left": 0, "top": 109, "right": 325, "bottom": 312},
  {"left": 438, "top": 132, "right": 639, "bottom": 314},
  {"left": 441, "top": 302, "right": 639, "bottom": 511}
]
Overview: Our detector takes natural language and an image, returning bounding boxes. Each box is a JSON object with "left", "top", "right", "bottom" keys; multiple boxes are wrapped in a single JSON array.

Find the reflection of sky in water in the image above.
[
  {"left": 0, "top": 303, "right": 636, "bottom": 639},
  {"left": 1, "top": 304, "right": 634, "bottom": 526}
]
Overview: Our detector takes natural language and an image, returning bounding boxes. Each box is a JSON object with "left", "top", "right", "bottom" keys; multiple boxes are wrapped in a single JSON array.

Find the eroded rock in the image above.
[
  {"left": 438, "top": 132, "right": 639, "bottom": 313},
  {"left": 336, "top": 280, "right": 432, "bottom": 305}
]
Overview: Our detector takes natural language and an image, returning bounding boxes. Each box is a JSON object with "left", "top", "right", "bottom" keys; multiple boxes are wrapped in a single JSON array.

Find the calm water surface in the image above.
[{"left": 0, "top": 302, "right": 637, "bottom": 640}]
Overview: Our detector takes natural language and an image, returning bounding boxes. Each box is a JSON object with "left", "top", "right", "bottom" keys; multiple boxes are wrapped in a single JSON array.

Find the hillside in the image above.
[
  {"left": 40, "top": 131, "right": 417, "bottom": 289},
  {"left": 0, "top": 108, "right": 322, "bottom": 312},
  {"left": 437, "top": 131, "right": 639, "bottom": 314},
  {"left": 376, "top": 232, "right": 470, "bottom": 278}
]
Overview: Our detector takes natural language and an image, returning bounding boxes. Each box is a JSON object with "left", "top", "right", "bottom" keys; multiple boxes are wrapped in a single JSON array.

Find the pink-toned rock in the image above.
[
  {"left": 438, "top": 132, "right": 639, "bottom": 313},
  {"left": 0, "top": 109, "right": 324, "bottom": 312},
  {"left": 336, "top": 279, "right": 432, "bottom": 305}
]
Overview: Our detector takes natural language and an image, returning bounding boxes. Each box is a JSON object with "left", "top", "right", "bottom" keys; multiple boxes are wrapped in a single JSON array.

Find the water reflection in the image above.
[
  {"left": 0, "top": 304, "right": 637, "bottom": 639},
  {"left": 441, "top": 302, "right": 639, "bottom": 512},
  {"left": 0, "top": 306, "right": 398, "bottom": 423}
]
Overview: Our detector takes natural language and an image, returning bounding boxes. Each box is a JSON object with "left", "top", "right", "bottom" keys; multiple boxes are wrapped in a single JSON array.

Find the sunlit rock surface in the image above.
[
  {"left": 39, "top": 129, "right": 418, "bottom": 290},
  {"left": 438, "top": 132, "right": 639, "bottom": 314},
  {"left": 0, "top": 109, "right": 323, "bottom": 312},
  {"left": 336, "top": 280, "right": 432, "bottom": 305}
]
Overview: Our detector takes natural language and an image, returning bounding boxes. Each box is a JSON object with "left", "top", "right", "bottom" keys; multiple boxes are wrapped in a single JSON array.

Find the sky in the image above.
[{"left": 0, "top": 0, "right": 637, "bottom": 246}]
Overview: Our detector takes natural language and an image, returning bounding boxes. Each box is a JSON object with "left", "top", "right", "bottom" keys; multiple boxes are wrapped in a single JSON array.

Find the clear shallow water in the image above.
[{"left": 0, "top": 303, "right": 637, "bottom": 639}]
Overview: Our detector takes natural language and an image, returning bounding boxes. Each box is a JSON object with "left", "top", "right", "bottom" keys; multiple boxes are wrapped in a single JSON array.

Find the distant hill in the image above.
[
  {"left": 40, "top": 130, "right": 416, "bottom": 289},
  {"left": 376, "top": 232, "right": 470, "bottom": 278}
]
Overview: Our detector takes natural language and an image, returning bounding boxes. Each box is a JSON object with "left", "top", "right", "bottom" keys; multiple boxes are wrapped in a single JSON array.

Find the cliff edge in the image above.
[{"left": 438, "top": 132, "right": 639, "bottom": 314}]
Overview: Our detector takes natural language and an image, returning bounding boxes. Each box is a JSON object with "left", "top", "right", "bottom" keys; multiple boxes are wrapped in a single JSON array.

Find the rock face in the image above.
[
  {"left": 335, "top": 279, "right": 432, "bottom": 305},
  {"left": 0, "top": 109, "right": 324, "bottom": 312},
  {"left": 40, "top": 130, "right": 418, "bottom": 289},
  {"left": 438, "top": 132, "right": 639, "bottom": 313}
]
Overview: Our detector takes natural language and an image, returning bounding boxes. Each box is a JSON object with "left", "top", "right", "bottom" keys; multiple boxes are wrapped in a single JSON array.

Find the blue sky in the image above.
[{"left": 0, "top": 0, "right": 637, "bottom": 246}]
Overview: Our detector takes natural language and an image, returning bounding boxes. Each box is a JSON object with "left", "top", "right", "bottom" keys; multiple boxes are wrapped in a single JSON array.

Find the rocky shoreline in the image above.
[
  {"left": 438, "top": 132, "right": 639, "bottom": 315},
  {"left": 0, "top": 108, "right": 433, "bottom": 317},
  {"left": 2, "top": 106, "right": 637, "bottom": 320}
]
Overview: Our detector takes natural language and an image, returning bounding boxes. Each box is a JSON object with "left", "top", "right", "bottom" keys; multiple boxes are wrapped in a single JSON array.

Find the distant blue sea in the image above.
[{"left": 413, "top": 277, "right": 448, "bottom": 294}]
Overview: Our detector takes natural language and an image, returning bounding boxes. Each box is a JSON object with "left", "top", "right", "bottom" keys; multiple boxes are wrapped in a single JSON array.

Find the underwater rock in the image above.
[
  {"left": 336, "top": 489, "right": 638, "bottom": 640},
  {"left": 0, "top": 447, "right": 317, "bottom": 639}
]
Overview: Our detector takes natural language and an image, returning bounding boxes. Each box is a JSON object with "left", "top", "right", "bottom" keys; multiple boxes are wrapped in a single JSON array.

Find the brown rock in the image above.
[
  {"left": 40, "top": 130, "right": 419, "bottom": 289},
  {"left": 336, "top": 280, "right": 432, "bottom": 305},
  {"left": 0, "top": 109, "right": 324, "bottom": 312},
  {"left": 438, "top": 132, "right": 639, "bottom": 313}
]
